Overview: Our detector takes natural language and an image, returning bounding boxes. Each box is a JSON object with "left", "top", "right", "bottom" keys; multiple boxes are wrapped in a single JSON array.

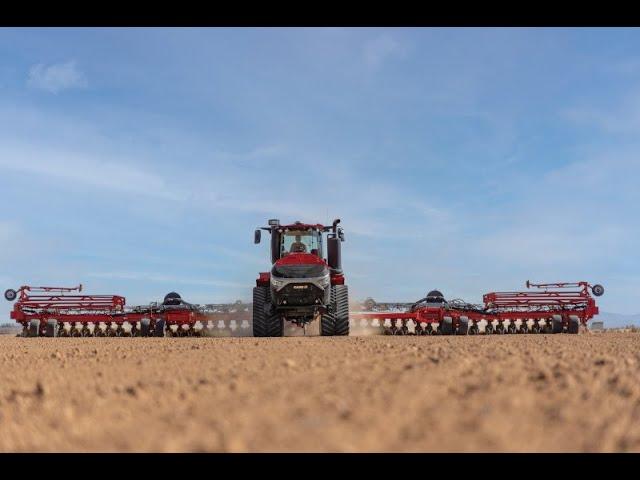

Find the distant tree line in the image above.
[{"left": 0, "top": 322, "right": 20, "bottom": 332}]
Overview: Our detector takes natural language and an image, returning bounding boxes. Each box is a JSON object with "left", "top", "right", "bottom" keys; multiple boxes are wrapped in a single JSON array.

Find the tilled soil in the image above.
[{"left": 1, "top": 333, "right": 639, "bottom": 452}]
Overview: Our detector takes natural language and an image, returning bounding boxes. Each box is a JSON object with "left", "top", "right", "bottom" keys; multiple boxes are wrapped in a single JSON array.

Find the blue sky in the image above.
[{"left": 0, "top": 27, "right": 638, "bottom": 318}]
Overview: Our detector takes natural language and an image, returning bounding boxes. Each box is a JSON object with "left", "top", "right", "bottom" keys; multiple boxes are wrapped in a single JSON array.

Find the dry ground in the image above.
[{"left": 1, "top": 332, "right": 639, "bottom": 452}]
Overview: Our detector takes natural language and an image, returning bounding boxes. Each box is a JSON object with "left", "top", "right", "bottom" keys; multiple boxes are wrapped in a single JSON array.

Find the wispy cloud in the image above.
[
  {"left": 0, "top": 143, "right": 180, "bottom": 200},
  {"left": 471, "top": 227, "right": 626, "bottom": 268},
  {"left": 27, "top": 60, "right": 87, "bottom": 93},
  {"left": 606, "top": 57, "right": 640, "bottom": 75},
  {"left": 88, "top": 271, "right": 246, "bottom": 289},
  {"left": 0, "top": 221, "right": 19, "bottom": 263},
  {"left": 561, "top": 88, "right": 640, "bottom": 135},
  {"left": 0, "top": 221, "right": 17, "bottom": 242},
  {"left": 363, "top": 34, "right": 408, "bottom": 69}
]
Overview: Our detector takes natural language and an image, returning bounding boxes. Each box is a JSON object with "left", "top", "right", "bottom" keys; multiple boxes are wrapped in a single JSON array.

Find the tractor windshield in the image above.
[{"left": 281, "top": 229, "right": 321, "bottom": 256}]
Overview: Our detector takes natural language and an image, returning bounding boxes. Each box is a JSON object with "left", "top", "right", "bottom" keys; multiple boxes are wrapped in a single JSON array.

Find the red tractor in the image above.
[{"left": 253, "top": 219, "right": 349, "bottom": 337}]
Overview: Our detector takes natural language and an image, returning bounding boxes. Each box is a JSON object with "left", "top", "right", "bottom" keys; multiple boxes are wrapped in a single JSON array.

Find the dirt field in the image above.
[{"left": 1, "top": 332, "right": 639, "bottom": 452}]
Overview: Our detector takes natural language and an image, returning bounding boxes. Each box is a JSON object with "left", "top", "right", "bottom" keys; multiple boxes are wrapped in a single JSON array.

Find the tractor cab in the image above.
[
  {"left": 255, "top": 219, "right": 344, "bottom": 273},
  {"left": 280, "top": 226, "right": 322, "bottom": 257}
]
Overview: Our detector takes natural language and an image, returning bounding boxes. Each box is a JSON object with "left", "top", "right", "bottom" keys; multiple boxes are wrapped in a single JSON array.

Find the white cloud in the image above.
[
  {"left": 471, "top": 226, "right": 625, "bottom": 268},
  {"left": 206, "top": 143, "right": 289, "bottom": 169},
  {"left": 87, "top": 271, "right": 245, "bottom": 289},
  {"left": 0, "top": 222, "right": 18, "bottom": 266},
  {"left": 363, "top": 34, "right": 408, "bottom": 69},
  {"left": 0, "top": 221, "right": 17, "bottom": 244},
  {"left": 607, "top": 57, "right": 640, "bottom": 75},
  {"left": 561, "top": 89, "right": 640, "bottom": 135},
  {"left": 27, "top": 60, "right": 87, "bottom": 93},
  {"left": 207, "top": 244, "right": 264, "bottom": 267},
  {"left": 0, "top": 143, "right": 180, "bottom": 200}
]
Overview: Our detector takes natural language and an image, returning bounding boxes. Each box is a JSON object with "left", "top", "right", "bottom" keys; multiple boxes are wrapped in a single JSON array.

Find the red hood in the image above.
[{"left": 275, "top": 253, "right": 327, "bottom": 267}]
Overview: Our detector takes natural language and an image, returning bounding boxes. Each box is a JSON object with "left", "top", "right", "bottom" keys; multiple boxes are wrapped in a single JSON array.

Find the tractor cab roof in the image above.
[
  {"left": 278, "top": 222, "right": 325, "bottom": 231},
  {"left": 260, "top": 219, "right": 341, "bottom": 234}
]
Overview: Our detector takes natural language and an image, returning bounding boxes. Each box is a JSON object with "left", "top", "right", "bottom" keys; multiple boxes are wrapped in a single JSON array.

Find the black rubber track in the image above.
[
  {"left": 252, "top": 286, "right": 268, "bottom": 337},
  {"left": 321, "top": 285, "right": 350, "bottom": 336},
  {"left": 320, "top": 287, "right": 337, "bottom": 336},
  {"left": 333, "top": 285, "right": 350, "bottom": 336},
  {"left": 252, "top": 287, "right": 283, "bottom": 337},
  {"left": 320, "top": 312, "right": 336, "bottom": 336},
  {"left": 265, "top": 312, "right": 284, "bottom": 337}
]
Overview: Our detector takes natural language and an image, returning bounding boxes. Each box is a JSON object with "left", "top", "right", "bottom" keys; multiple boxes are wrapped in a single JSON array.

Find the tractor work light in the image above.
[
  {"left": 270, "top": 277, "right": 286, "bottom": 290},
  {"left": 268, "top": 219, "right": 280, "bottom": 226},
  {"left": 319, "top": 273, "right": 331, "bottom": 288}
]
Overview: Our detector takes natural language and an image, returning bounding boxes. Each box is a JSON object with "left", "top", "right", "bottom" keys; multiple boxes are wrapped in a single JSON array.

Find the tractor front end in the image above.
[{"left": 253, "top": 219, "right": 349, "bottom": 336}]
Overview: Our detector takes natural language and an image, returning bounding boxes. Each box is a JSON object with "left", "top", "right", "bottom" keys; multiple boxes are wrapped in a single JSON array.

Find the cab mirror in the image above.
[{"left": 254, "top": 229, "right": 261, "bottom": 244}]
